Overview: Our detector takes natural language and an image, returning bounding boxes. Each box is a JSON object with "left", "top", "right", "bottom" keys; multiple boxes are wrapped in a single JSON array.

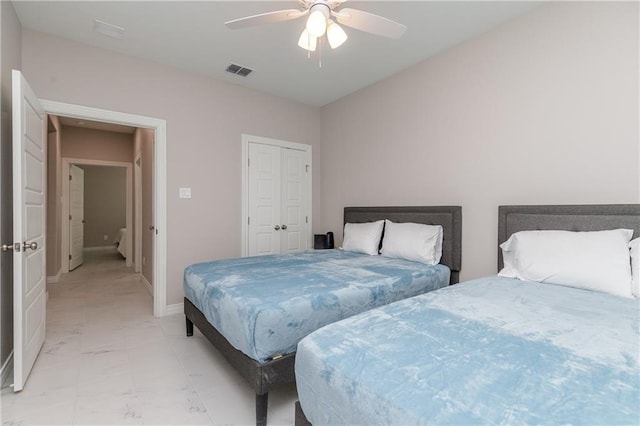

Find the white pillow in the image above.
[
  {"left": 341, "top": 220, "right": 384, "bottom": 255},
  {"left": 500, "top": 240, "right": 517, "bottom": 278},
  {"left": 498, "top": 229, "right": 634, "bottom": 298},
  {"left": 381, "top": 220, "right": 443, "bottom": 265},
  {"left": 630, "top": 238, "right": 639, "bottom": 298}
]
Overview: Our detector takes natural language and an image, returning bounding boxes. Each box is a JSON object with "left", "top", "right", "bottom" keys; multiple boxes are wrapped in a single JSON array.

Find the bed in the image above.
[
  {"left": 295, "top": 204, "right": 640, "bottom": 425},
  {"left": 183, "top": 206, "right": 462, "bottom": 425}
]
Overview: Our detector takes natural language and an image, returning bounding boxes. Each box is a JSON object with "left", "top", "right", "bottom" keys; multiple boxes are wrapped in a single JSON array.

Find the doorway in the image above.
[
  {"left": 42, "top": 100, "right": 167, "bottom": 317},
  {"left": 61, "top": 160, "right": 132, "bottom": 272}
]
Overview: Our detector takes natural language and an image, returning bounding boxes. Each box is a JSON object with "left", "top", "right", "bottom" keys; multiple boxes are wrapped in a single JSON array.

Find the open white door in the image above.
[
  {"left": 12, "top": 70, "right": 47, "bottom": 392},
  {"left": 69, "top": 164, "right": 84, "bottom": 270}
]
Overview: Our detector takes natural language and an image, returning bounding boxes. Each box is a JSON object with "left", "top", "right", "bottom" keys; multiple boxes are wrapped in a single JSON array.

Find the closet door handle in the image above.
[
  {"left": 274, "top": 225, "right": 281, "bottom": 231},
  {"left": 23, "top": 242, "right": 38, "bottom": 251},
  {"left": 281, "top": 225, "right": 287, "bottom": 230}
]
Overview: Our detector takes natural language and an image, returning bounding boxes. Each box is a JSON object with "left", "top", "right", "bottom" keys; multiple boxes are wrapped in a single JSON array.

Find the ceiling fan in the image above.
[{"left": 225, "top": 0, "right": 407, "bottom": 52}]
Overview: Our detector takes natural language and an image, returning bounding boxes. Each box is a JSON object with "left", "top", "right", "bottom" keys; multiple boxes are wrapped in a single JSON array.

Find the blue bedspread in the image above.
[
  {"left": 295, "top": 276, "right": 640, "bottom": 425},
  {"left": 183, "top": 250, "right": 450, "bottom": 362}
]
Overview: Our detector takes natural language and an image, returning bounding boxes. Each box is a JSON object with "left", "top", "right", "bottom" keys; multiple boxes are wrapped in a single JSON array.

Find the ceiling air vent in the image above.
[{"left": 226, "top": 64, "right": 253, "bottom": 77}]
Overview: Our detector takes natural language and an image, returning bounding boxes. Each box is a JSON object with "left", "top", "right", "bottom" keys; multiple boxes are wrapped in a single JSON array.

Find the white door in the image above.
[
  {"left": 248, "top": 143, "right": 281, "bottom": 256},
  {"left": 281, "top": 148, "right": 307, "bottom": 253},
  {"left": 68, "top": 164, "right": 84, "bottom": 270},
  {"left": 247, "top": 142, "right": 308, "bottom": 256},
  {"left": 12, "top": 70, "right": 47, "bottom": 392}
]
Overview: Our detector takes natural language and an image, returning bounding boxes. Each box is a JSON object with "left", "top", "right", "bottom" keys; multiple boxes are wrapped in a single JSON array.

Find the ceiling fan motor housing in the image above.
[{"left": 309, "top": 2, "right": 332, "bottom": 17}]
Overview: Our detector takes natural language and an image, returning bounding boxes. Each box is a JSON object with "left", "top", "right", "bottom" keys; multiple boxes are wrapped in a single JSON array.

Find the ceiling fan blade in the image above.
[
  {"left": 225, "top": 9, "right": 308, "bottom": 29},
  {"left": 333, "top": 8, "right": 406, "bottom": 39}
]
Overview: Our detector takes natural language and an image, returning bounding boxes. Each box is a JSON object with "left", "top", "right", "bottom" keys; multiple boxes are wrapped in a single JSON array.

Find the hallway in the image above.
[{"left": 1, "top": 249, "right": 296, "bottom": 425}]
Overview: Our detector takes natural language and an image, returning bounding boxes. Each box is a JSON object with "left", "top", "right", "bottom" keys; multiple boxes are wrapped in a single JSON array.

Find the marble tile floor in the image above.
[{"left": 1, "top": 248, "right": 297, "bottom": 425}]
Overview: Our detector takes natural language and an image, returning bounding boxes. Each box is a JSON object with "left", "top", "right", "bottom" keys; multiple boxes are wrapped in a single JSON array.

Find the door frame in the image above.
[
  {"left": 41, "top": 100, "right": 168, "bottom": 317},
  {"left": 240, "top": 134, "right": 312, "bottom": 257},
  {"left": 61, "top": 159, "right": 132, "bottom": 270},
  {"left": 134, "top": 154, "right": 142, "bottom": 274}
]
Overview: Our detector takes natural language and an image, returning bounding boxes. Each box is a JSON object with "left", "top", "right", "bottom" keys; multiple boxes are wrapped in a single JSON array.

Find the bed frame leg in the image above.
[
  {"left": 256, "top": 393, "right": 268, "bottom": 426},
  {"left": 295, "top": 401, "right": 312, "bottom": 426},
  {"left": 186, "top": 317, "right": 194, "bottom": 337}
]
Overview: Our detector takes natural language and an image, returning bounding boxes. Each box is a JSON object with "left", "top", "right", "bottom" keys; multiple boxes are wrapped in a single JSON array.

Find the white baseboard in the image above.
[
  {"left": 166, "top": 303, "right": 184, "bottom": 316},
  {"left": 47, "top": 268, "right": 63, "bottom": 284},
  {"left": 141, "top": 274, "right": 153, "bottom": 296},
  {"left": 84, "top": 245, "right": 116, "bottom": 252},
  {"left": 1, "top": 351, "right": 13, "bottom": 389}
]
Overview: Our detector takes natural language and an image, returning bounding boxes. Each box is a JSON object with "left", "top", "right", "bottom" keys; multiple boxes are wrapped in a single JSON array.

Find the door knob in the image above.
[
  {"left": 1, "top": 243, "right": 16, "bottom": 252},
  {"left": 149, "top": 225, "right": 155, "bottom": 231},
  {"left": 281, "top": 225, "right": 288, "bottom": 230},
  {"left": 274, "top": 225, "right": 280, "bottom": 231},
  {"left": 22, "top": 242, "right": 37, "bottom": 251}
]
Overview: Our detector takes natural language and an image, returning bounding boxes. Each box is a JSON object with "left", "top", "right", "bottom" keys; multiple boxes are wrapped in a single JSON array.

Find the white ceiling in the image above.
[{"left": 13, "top": 1, "right": 540, "bottom": 107}]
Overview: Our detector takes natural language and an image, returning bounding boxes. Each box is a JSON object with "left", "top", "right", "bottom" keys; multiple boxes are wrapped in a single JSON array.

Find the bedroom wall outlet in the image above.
[{"left": 179, "top": 187, "right": 192, "bottom": 199}]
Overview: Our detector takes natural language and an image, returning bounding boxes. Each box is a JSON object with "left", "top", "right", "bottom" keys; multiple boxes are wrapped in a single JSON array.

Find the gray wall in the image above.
[
  {"left": 0, "top": 0, "right": 21, "bottom": 385},
  {"left": 320, "top": 2, "right": 639, "bottom": 281},
  {"left": 82, "top": 165, "right": 127, "bottom": 248},
  {"left": 62, "top": 126, "right": 134, "bottom": 163}
]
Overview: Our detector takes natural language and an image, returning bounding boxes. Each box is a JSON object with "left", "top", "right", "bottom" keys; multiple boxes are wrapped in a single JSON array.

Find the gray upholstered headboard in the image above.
[
  {"left": 344, "top": 206, "right": 462, "bottom": 284},
  {"left": 498, "top": 204, "right": 640, "bottom": 271}
]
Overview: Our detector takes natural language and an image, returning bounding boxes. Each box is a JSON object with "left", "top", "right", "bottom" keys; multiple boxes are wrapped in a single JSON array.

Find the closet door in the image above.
[
  {"left": 280, "top": 148, "right": 307, "bottom": 254},
  {"left": 247, "top": 143, "right": 281, "bottom": 256},
  {"left": 246, "top": 141, "right": 309, "bottom": 256}
]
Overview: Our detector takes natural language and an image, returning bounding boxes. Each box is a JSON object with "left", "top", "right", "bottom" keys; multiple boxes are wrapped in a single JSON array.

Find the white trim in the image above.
[
  {"left": 83, "top": 245, "right": 117, "bottom": 252},
  {"left": 241, "top": 138, "right": 248, "bottom": 256},
  {"left": 62, "top": 158, "right": 132, "bottom": 270},
  {"left": 134, "top": 154, "right": 142, "bottom": 274},
  {"left": 1, "top": 351, "right": 13, "bottom": 388},
  {"left": 165, "top": 303, "right": 184, "bottom": 316},
  {"left": 46, "top": 269, "right": 63, "bottom": 284},
  {"left": 141, "top": 273, "right": 152, "bottom": 296},
  {"left": 241, "top": 134, "right": 313, "bottom": 257},
  {"left": 41, "top": 100, "right": 168, "bottom": 318}
]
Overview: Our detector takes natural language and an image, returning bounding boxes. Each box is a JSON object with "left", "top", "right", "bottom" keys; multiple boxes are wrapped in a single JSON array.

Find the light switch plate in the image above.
[{"left": 179, "top": 187, "right": 192, "bottom": 199}]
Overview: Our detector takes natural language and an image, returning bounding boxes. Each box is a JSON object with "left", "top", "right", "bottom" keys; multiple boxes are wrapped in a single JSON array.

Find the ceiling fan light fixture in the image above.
[
  {"left": 225, "top": 2, "right": 407, "bottom": 59},
  {"left": 306, "top": 6, "right": 328, "bottom": 37},
  {"left": 297, "top": 28, "right": 317, "bottom": 51},
  {"left": 326, "top": 20, "right": 347, "bottom": 49}
]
